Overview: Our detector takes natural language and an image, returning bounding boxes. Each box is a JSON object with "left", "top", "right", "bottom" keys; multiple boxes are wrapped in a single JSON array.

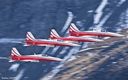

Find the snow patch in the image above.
[
  {"left": 41, "top": 47, "right": 50, "bottom": 54},
  {"left": 86, "top": 52, "right": 93, "bottom": 56},
  {"left": 59, "top": 47, "right": 69, "bottom": 55},
  {"left": 105, "top": 55, "right": 110, "bottom": 58},
  {"left": 99, "top": 68, "right": 105, "bottom": 71},
  {"left": 9, "top": 63, "right": 20, "bottom": 72},
  {"left": 61, "top": 12, "right": 73, "bottom": 33},
  {"left": 88, "top": 10, "right": 93, "bottom": 13},
  {"left": 14, "top": 69, "right": 25, "bottom": 80},
  {"left": 112, "top": 62, "right": 117, "bottom": 64},
  {"left": 42, "top": 64, "right": 64, "bottom": 80},
  {"left": 50, "top": 46, "right": 60, "bottom": 55},
  {"left": 70, "top": 67, "right": 87, "bottom": 74},
  {"left": 82, "top": 42, "right": 92, "bottom": 48},
  {"left": 95, "top": 11, "right": 113, "bottom": 30},
  {"left": 67, "top": 56, "right": 76, "bottom": 62},
  {"left": 76, "top": 21, "right": 83, "bottom": 27},
  {"left": 78, "top": 48, "right": 93, "bottom": 52},
  {"left": 117, "top": 0, "right": 126, "bottom": 7},
  {"left": 119, "top": 58, "right": 124, "bottom": 60},
  {"left": 92, "top": 0, "right": 126, "bottom": 31},
  {"left": 117, "top": 28, "right": 123, "bottom": 32},
  {"left": 94, "top": 0, "right": 108, "bottom": 24},
  {"left": 110, "top": 57, "right": 115, "bottom": 60}
]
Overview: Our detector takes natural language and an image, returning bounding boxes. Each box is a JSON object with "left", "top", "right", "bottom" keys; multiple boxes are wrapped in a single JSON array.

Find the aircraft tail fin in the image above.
[
  {"left": 10, "top": 48, "right": 21, "bottom": 57},
  {"left": 69, "top": 23, "right": 79, "bottom": 33},
  {"left": 50, "top": 29, "right": 60, "bottom": 39},
  {"left": 26, "top": 32, "right": 36, "bottom": 41}
]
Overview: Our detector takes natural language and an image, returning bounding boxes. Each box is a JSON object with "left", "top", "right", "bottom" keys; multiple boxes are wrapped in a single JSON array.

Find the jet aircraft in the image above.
[
  {"left": 25, "top": 32, "right": 80, "bottom": 47},
  {"left": 50, "top": 29, "right": 103, "bottom": 43},
  {"left": 9, "top": 48, "right": 62, "bottom": 62},
  {"left": 68, "top": 23, "right": 124, "bottom": 37}
]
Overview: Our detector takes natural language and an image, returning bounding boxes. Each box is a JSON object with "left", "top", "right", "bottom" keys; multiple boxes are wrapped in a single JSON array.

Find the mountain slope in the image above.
[{"left": 45, "top": 29, "right": 128, "bottom": 80}]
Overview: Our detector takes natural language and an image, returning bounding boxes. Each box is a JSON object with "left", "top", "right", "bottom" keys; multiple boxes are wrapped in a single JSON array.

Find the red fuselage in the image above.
[
  {"left": 26, "top": 40, "right": 78, "bottom": 47},
  {"left": 70, "top": 31, "right": 123, "bottom": 37},
  {"left": 11, "top": 56, "right": 60, "bottom": 62},
  {"left": 51, "top": 37, "right": 99, "bottom": 42}
]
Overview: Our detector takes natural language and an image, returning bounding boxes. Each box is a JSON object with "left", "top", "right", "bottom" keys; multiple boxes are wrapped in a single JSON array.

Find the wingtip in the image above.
[{"left": 57, "top": 58, "right": 63, "bottom": 61}]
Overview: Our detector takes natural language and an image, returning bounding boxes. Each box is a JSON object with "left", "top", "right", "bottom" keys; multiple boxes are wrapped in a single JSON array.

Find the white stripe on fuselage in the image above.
[{"left": 24, "top": 55, "right": 62, "bottom": 61}]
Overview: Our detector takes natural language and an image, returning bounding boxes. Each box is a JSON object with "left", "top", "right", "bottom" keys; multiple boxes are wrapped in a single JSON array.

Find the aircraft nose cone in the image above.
[
  {"left": 109, "top": 32, "right": 124, "bottom": 37},
  {"left": 114, "top": 34, "right": 124, "bottom": 37},
  {"left": 118, "top": 34, "right": 124, "bottom": 37},
  {"left": 54, "top": 58, "right": 62, "bottom": 61}
]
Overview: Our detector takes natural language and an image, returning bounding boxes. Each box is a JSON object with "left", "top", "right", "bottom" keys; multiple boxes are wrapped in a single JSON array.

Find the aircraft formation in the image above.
[{"left": 0, "top": 23, "right": 124, "bottom": 62}]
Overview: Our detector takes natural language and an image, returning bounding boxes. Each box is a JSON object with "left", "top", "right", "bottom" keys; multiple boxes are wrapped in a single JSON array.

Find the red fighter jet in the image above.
[
  {"left": 69, "top": 23, "right": 124, "bottom": 37},
  {"left": 25, "top": 32, "right": 80, "bottom": 47},
  {"left": 9, "top": 48, "right": 62, "bottom": 62},
  {"left": 50, "top": 29, "right": 103, "bottom": 43}
]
